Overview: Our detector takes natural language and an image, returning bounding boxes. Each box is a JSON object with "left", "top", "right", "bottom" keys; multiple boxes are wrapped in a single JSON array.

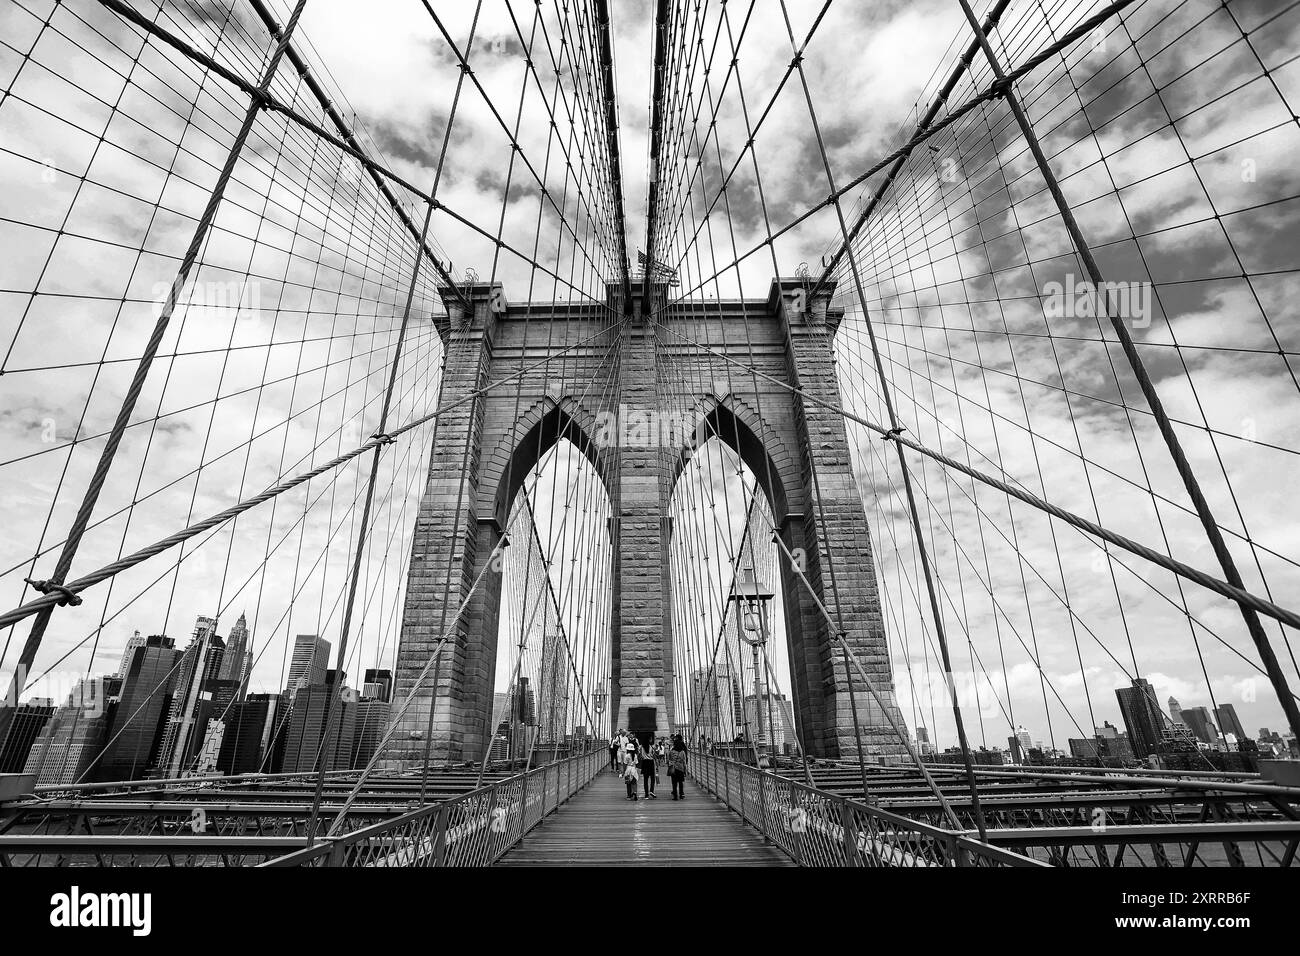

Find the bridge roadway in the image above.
[{"left": 496, "top": 764, "right": 792, "bottom": 866}]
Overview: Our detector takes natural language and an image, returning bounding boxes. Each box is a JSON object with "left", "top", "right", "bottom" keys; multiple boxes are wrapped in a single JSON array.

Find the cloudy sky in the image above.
[{"left": 1, "top": 0, "right": 1297, "bottom": 758}]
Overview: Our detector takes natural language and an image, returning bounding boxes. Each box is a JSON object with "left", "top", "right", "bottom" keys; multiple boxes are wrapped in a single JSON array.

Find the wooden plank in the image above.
[{"left": 496, "top": 768, "right": 792, "bottom": 866}]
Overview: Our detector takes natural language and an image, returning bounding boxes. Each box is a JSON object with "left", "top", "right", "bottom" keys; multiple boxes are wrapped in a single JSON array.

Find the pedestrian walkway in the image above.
[{"left": 495, "top": 766, "right": 793, "bottom": 866}]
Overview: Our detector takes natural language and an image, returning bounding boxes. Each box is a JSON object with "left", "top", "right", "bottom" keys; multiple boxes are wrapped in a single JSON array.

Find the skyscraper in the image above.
[
  {"left": 690, "top": 659, "right": 740, "bottom": 741},
  {"left": 1015, "top": 725, "right": 1033, "bottom": 754},
  {"left": 1168, "top": 696, "right": 1184, "bottom": 727},
  {"left": 155, "top": 616, "right": 225, "bottom": 776},
  {"left": 216, "top": 694, "right": 276, "bottom": 776},
  {"left": 743, "top": 690, "right": 796, "bottom": 750},
  {"left": 98, "top": 635, "right": 182, "bottom": 782},
  {"left": 0, "top": 699, "right": 55, "bottom": 773},
  {"left": 1214, "top": 703, "right": 1247, "bottom": 742},
  {"left": 349, "top": 698, "right": 390, "bottom": 770},
  {"left": 287, "top": 634, "right": 331, "bottom": 696},
  {"left": 537, "top": 630, "right": 570, "bottom": 743},
  {"left": 1115, "top": 678, "right": 1167, "bottom": 758},
  {"left": 23, "top": 678, "right": 118, "bottom": 786},
  {"left": 115, "top": 630, "right": 146, "bottom": 679},
  {"left": 218, "top": 612, "right": 252, "bottom": 692},
  {"left": 1181, "top": 706, "right": 1219, "bottom": 744},
  {"left": 363, "top": 668, "right": 392, "bottom": 703},
  {"left": 282, "top": 672, "right": 355, "bottom": 773}
]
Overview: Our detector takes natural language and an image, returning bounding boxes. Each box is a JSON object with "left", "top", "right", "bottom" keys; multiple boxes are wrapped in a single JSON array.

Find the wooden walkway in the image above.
[{"left": 496, "top": 766, "right": 794, "bottom": 866}]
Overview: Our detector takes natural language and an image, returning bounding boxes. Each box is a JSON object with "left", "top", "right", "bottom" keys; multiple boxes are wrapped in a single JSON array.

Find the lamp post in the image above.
[
  {"left": 729, "top": 569, "right": 774, "bottom": 763},
  {"left": 594, "top": 686, "right": 608, "bottom": 746}
]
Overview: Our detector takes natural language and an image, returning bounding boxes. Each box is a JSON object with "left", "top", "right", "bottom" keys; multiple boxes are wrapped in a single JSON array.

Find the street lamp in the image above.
[{"left": 729, "top": 568, "right": 774, "bottom": 763}]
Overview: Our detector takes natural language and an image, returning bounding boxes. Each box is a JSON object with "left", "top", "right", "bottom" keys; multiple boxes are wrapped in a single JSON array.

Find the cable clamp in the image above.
[
  {"left": 370, "top": 431, "right": 396, "bottom": 446},
  {"left": 24, "top": 577, "right": 82, "bottom": 607},
  {"left": 991, "top": 76, "right": 1014, "bottom": 97},
  {"left": 881, "top": 426, "right": 906, "bottom": 441}
]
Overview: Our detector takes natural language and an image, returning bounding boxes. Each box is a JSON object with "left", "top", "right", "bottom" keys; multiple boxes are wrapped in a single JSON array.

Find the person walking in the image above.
[
  {"left": 668, "top": 734, "right": 688, "bottom": 800},
  {"left": 610, "top": 731, "right": 621, "bottom": 772},
  {"left": 638, "top": 739, "right": 657, "bottom": 799},
  {"left": 622, "top": 736, "right": 639, "bottom": 799}
]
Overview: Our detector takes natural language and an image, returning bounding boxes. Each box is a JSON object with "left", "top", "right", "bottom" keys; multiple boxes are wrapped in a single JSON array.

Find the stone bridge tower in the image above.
[{"left": 383, "top": 278, "right": 906, "bottom": 767}]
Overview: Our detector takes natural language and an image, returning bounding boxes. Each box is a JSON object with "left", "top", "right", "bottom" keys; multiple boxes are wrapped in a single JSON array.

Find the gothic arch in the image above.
[
  {"left": 666, "top": 392, "right": 800, "bottom": 522},
  {"left": 481, "top": 394, "right": 614, "bottom": 530}
]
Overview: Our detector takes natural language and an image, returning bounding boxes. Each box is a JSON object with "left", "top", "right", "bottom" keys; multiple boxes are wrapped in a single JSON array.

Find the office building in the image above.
[
  {"left": 537, "top": 630, "right": 570, "bottom": 743},
  {"left": 98, "top": 635, "right": 182, "bottom": 781},
  {"left": 690, "top": 659, "right": 741, "bottom": 741},
  {"left": 281, "top": 672, "right": 355, "bottom": 773},
  {"left": 115, "top": 630, "right": 146, "bottom": 679},
  {"left": 349, "top": 698, "right": 390, "bottom": 770},
  {"left": 219, "top": 693, "right": 280, "bottom": 776},
  {"left": 217, "top": 612, "right": 252, "bottom": 692},
  {"left": 1115, "top": 678, "right": 1165, "bottom": 759},
  {"left": 155, "top": 616, "right": 225, "bottom": 776},
  {"left": 363, "top": 668, "right": 393, "bottom": 703},
  {"left": 23, "top": 678, "right": 118, "bottom": 786},
  {"left": 1181, "top": 706, "right": 1219, "bottom": 745},
  {"left": 743, "top": 690, "right": 797, "bottom": 749},
  {"left": 0, "top": 699, "right": 55, "bottom": 773},
  {"left": 287, "top": 634, "right": 331, "bottom": 696},
  {"left": 1215, "top": 704, "right": 1247, "bottom": 743}
]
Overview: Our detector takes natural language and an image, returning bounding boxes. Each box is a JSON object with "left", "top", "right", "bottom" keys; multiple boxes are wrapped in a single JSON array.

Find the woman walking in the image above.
[
  {"left": 622, "top": 737, "right": 640, "bottom": 799},
  {"left": 638, "top": 739, "right": 658, "bottom": 799},
  {"left": 667, "top": 734, "right": 688, "bottom": 800}
]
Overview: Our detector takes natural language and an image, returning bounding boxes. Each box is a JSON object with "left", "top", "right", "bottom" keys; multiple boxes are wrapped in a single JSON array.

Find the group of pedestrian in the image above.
[{"left": 608, "top": 730, "right": 689, "bottom": 800}]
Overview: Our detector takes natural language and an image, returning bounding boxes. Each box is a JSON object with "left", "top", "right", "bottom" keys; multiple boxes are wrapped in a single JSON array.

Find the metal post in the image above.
[{"left": 839, "top": 800, "right": 862, "bottom": 866}]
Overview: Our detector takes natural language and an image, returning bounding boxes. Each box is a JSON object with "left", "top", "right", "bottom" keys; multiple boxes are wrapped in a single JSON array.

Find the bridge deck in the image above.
[{"left": 496, "top": 766, "right": 793, "bottom": 866}]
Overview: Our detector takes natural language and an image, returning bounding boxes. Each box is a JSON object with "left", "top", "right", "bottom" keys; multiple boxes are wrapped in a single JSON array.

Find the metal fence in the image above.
[
  {"left": 689, "top": 753, "right": 1045, "bottom": 867},
  {"left": 261, "top": 748, "right": 606, "bottom": 867}
]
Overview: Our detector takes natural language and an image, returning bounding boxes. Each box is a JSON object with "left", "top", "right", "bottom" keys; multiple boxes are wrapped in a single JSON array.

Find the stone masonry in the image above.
[{"left": 385, "top": 278, "right": 906, "bottom": 766}]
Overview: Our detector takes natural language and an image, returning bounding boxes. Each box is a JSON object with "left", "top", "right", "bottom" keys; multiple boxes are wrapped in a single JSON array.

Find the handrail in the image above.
[
  {"left": 689, "top": 752, "right": 1046, "bottom": 867},
  {"left": 260, "top": 747, "right": 605, "bottom": 867}
]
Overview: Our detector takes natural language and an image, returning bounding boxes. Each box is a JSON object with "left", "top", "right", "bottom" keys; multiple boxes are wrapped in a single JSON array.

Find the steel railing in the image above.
[
  {"left": 689, "top": 752, "right": 1046, "bottom": 867},
  {"left": 261, "top": 747, "right": 606, "bottom": 867}
]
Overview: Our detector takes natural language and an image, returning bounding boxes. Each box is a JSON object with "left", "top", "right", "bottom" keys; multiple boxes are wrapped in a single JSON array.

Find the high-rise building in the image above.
[
  {"left": 690, "top": 659, "right": 740, "bottom": 741},
  {"left": 492, "top": 691, "right": 511, "bottom": 727},
  {"left": 510, "top": 677, "right": 537, "bottom": 726},
  {"left": 281, "top": 672, "right": 355, "bottom": 773},
  {"left": 1181, "top": 706, "right": 1219, "bottom": 744},
  {"left": 536, "top": 630, "right": 570, "bottom": 743},
  {"left": 155, "top": 617, "right": 225, "bottom": 776},
  {"left": 23, "top": 678, "right": 118, "bottom": 786},
  {"left": 216, "top": 694, "right": 277, "bottom": 776},
  {"left": 363, "top": 668, "right": 392, "bottom": 703},
  {"left": 1115, "top": 678, "right": 1166, "bottom": 759},
  {"left": 1095, "top": 720, "right": 1121, "bottom": 739},
  {"left": 1214, "top": 704, "right": 1247, "bottom": 742},
  {"left": 187, "top": 678, "right": 242, "bottom": 777},
  {"left": 217, "top": 612, "right": 252, "bottom": 692},
  {"left": 743, "top": 691, "right": 796, "bottom": 749},
  {"left": 0, "top": 699, "right": 55, "bottom": 773},
  {"left": 115, "top": 630, "right": 146, "bottom": 679},
  {"left": 98, "top": 635, "right": 182, "bottom": 782},
  {"left": 1015, "top": 725, "right": 1033, "bottom": 754},
  {"left": 287, "top": 634, "right": 331, "bottom": 696},
  {"left": 1167, "top": 696, "right": 1184, "bottom": 727},
  {"left": 349, "top": 698, "right": 390, "bottom": 770}
]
